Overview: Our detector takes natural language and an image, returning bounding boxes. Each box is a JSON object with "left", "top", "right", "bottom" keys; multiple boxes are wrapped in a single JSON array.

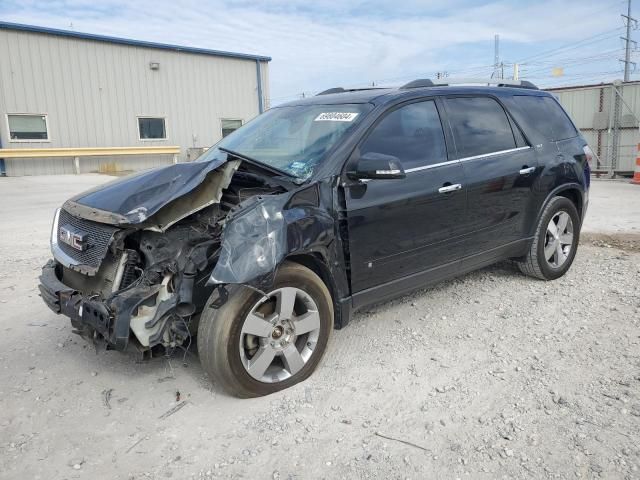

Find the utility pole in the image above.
[
  {"left": 621, "top": 0, "right": 637, "bottom": 82},
  {"left": 610, "top": 0, "right": 637, "bottom": 177},
  {"left": 610, "top": 80, "right": 622, "bottom": 177},
  {"left": 492, "top": 34, "right": 501, "bottom": 79},
  {"left": 606, "top": 0, "right": 637, "bottom": 176},
  {"left": 513, "top": 63, "right": 520, "bottom": 81}
]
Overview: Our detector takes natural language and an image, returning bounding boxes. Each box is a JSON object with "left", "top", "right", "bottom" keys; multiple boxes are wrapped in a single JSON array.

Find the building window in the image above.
[
  {"left": 221, "top": 119, "right": 242, "bottom": 138},
  {"left": 138, "top": 117, "right": 166, "bottom": 140},
  {"left": 7, "top": 114, "right": 49, "bottom": 141}
]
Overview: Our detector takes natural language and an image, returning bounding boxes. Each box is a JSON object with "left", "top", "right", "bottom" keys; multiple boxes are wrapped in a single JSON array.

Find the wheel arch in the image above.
[
  {"left": 283, "top": 252, "right": 342, "bottom": 328},
  {"left": 555, "top": 187, "right": 584, "bottom": 220},
  {"left": 531, "top": 183, "right": 585, "bottom": 237}
]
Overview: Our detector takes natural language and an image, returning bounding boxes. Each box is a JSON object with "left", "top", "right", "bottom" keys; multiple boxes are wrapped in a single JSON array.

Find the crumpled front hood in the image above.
[
  {"left": 63, "top": 160, "right": 241, "bottom": 232},
  {"left": 67, "top": 158, "right": 227, "bottom": 224}
]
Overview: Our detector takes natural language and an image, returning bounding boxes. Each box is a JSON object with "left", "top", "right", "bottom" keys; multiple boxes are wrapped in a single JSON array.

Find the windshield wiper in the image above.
[{"left": 218, "top": 147, "right": 301, "bottom": 182}]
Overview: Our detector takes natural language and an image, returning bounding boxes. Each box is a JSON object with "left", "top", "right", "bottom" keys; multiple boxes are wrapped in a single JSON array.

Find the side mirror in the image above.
[{"left": 347, "top": 152, "right": 406, "bottom": 180}]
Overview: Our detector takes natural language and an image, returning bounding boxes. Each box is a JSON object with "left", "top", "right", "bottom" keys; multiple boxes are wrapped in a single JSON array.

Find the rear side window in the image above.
[
  {"left": 511, "top": 95, "right": 578, "bottom": 141},
  {"left": 542, "top": 97, "right": 578, "bottom": 140},
  {"left": 360, "top": 100, "right": 447, "bottom": 169},
  {"left": 445, "top": 97, "right": 517, "bottom": 158}
]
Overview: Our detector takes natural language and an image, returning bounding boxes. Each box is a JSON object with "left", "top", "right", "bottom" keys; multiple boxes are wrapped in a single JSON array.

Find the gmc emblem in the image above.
[{"left": 59, "top": 224, "right": 88, "bottom": 251}]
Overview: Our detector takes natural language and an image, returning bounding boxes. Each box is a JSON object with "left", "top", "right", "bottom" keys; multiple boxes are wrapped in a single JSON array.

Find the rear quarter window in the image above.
[{"left": 511, "top": 95, "right": 578, "bottom": 142}]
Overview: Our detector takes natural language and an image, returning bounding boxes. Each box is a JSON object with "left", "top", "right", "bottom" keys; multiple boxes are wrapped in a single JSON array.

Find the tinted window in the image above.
[
  {"left": 360, "top": 100, "right": 447, "bottom": 169},
  {"left": 445, "top": 97, "right": 516, "bottom": 158},
  {"left": 542, "top": 97, "right": 578, "bottom": 140},
  {"left": 511, "top": 96, "right": 553, "bottom": 141},
  {"left": 511, "top": 95, "right": 578, "bottom": 142}
]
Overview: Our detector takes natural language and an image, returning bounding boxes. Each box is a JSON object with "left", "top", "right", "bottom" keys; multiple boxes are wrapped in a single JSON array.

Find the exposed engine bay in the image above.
[{"left": 39, "top": 158, "right": 294, "bottom": 355}]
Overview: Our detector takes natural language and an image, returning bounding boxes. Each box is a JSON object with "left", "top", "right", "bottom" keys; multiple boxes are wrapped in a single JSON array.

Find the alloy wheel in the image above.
[
  {"left": 544, "top": 211, "right": 574, "bottom": 268},
  {"left": 239, "top": 287, "right": 321, "bottom": 383}
]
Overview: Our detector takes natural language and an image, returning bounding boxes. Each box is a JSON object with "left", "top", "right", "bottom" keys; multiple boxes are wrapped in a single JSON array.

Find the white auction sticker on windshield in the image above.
[{"left": 314, "top": 112, "right": 359, "bottom": 122}]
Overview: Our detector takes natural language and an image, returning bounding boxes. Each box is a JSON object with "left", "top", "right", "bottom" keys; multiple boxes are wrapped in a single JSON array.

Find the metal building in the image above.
[
  {"left": 547, "top": 80, "right": 640, "bottom": 176},
  {"left": 0, "top": 21, "right": 270, "bottom": 176}
]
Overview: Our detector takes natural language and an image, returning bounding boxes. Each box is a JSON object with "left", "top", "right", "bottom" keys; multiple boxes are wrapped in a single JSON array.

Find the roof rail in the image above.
[
  {"left": 316, "top": 86, "right": 386, "bottom": 96},
  {"left": 400, "top": 78, "right": 538, "bottom": 90}
]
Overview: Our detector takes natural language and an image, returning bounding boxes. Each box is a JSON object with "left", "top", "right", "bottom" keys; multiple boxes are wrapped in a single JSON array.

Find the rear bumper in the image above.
[{"left": 39, "top": 260, "right": 157, "bottom": 351}]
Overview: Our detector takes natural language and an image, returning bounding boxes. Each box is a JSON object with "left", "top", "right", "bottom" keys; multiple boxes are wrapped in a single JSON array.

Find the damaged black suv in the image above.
[{"left": 40, "top": 79, "right": 591, "bottom": 397}]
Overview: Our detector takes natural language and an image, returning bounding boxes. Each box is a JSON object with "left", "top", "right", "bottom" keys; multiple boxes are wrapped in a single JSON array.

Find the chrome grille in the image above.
[{"left": 55, "top": 208, "right": 119, "bottom": 270}]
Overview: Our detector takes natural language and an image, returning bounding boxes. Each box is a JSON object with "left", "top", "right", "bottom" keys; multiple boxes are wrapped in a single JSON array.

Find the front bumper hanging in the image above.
[{"left": 39, "top": 260, "right": 158, "bottom": 351}]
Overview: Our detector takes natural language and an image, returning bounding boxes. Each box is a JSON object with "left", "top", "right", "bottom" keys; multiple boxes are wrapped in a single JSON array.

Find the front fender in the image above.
[{"left": 208, "top": 190, "right": 335, "bottom": 291}]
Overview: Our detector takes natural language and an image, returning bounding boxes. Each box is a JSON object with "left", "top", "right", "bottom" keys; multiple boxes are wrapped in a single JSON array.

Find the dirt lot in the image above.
[{"left": 1, "top": 176, "right": 639, "bottom": 480}]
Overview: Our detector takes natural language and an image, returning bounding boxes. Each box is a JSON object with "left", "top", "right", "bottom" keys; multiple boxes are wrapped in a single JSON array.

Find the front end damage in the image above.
[{"left": 38, "top": 157, "right": 325, "bottom": 355}]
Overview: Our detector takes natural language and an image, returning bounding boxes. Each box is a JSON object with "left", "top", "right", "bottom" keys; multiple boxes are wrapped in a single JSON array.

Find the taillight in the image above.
[{"left": 583, "top": 145, "right": 594, "bottom": 165}]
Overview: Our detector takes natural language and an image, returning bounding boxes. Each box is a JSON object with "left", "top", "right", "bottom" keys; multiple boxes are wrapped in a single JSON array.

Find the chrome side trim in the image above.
[
  {"left": 457, "top": 146, "right": 530, "bottom": 163},
  {"left": 404, "top": 146, "right": 530, "bottom": 174},
  {"left": 404, "top": 159, "right": 460, "bottom": 173},
  {"left": 50, "top": 208, "right": 99, "bottom": 276}
]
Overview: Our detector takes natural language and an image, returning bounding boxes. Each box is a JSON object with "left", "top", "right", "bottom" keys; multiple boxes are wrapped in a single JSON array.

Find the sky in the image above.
[{"left": 0, "top": 0, "right": 635, "bottom": 104}]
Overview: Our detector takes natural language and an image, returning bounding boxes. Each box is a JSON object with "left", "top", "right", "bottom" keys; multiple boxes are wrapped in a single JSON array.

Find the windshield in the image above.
[{"left": 198, "top": 103, "right": 372, "bottom": 180}]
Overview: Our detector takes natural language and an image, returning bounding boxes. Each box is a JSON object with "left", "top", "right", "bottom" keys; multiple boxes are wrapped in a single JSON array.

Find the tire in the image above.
[
  {"left": 517, "top": 196, "right": 580, "bottom": 280},
  {"left": 197, "top": 261, "right": 333, "bottom": 398}
]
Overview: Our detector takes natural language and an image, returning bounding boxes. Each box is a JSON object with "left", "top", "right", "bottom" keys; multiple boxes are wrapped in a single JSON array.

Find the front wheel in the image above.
[
  {"left": 197, "top": 261, "right": 333, "bottom": 398},
  {"left": 517, "top": 196, "right": 580, "bottom": 280}
]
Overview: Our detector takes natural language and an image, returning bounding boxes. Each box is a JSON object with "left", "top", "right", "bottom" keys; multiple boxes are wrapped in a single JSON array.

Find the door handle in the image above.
[
  {"left": 519, "top": 166, "right": 535, "bottom": 175},
  {"left": 438, "top": 183, "right": 462, "bottom": 193}
]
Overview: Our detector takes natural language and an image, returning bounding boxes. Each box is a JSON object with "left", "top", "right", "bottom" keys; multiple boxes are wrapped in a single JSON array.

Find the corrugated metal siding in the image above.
[
  {"left": 550, "top": 83, "right": 640, "bottom": 172},
  {"left": 260, "top": 60, "right": 271, "bottom": 110},
  {"left": 552, "top": 88, "right": 604, "bottom": 130},
  {"left": 0, "top": 29, "right": 269, "bottom": 176}
]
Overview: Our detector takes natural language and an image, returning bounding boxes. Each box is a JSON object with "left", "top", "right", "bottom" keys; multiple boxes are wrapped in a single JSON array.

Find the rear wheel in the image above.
[
  {"left": 517, "top": 196, "right": 580, "bottom": 280},
  {"left": 197, "top": 261, "right": 333, "bottom": 398}
]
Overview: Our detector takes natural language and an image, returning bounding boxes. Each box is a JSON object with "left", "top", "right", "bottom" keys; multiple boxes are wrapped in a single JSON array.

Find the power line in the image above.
[
  {"left": 520, "top": 49, "right": 626, "bottom": 77},
  {"left": 523, "top": 48, "right": 625, "bottom": 67},
  {"left": 273, "top": 2, "right": 631, "bottom": 103},
  {"left": 532, "top": 71, "right": 625, "bottom": 87},
  {"left": 293, "top": 29, "right": 627, "bottom": 96},
  {"left": 532, "top": 69, "right": 623, "bottom": 80},
  {"left": 522, "top": 31, "right": 624, "bottom": 65},
  {"left": 516, "top": 27, "right": 624, "bottom": 64},
  {"left": 344, "top": 62, "right": 497, "bottom": 89}
]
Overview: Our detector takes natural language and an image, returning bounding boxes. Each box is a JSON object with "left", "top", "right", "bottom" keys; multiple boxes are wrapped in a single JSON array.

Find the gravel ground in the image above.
[{"left": 0, "top": 176, "right": 639, "bottom": 480}]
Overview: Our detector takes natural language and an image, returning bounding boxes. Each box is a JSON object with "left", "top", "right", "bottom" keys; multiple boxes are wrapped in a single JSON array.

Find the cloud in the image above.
[{"left": 0, "top": 0, "right": 626, "bottom": 103}]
